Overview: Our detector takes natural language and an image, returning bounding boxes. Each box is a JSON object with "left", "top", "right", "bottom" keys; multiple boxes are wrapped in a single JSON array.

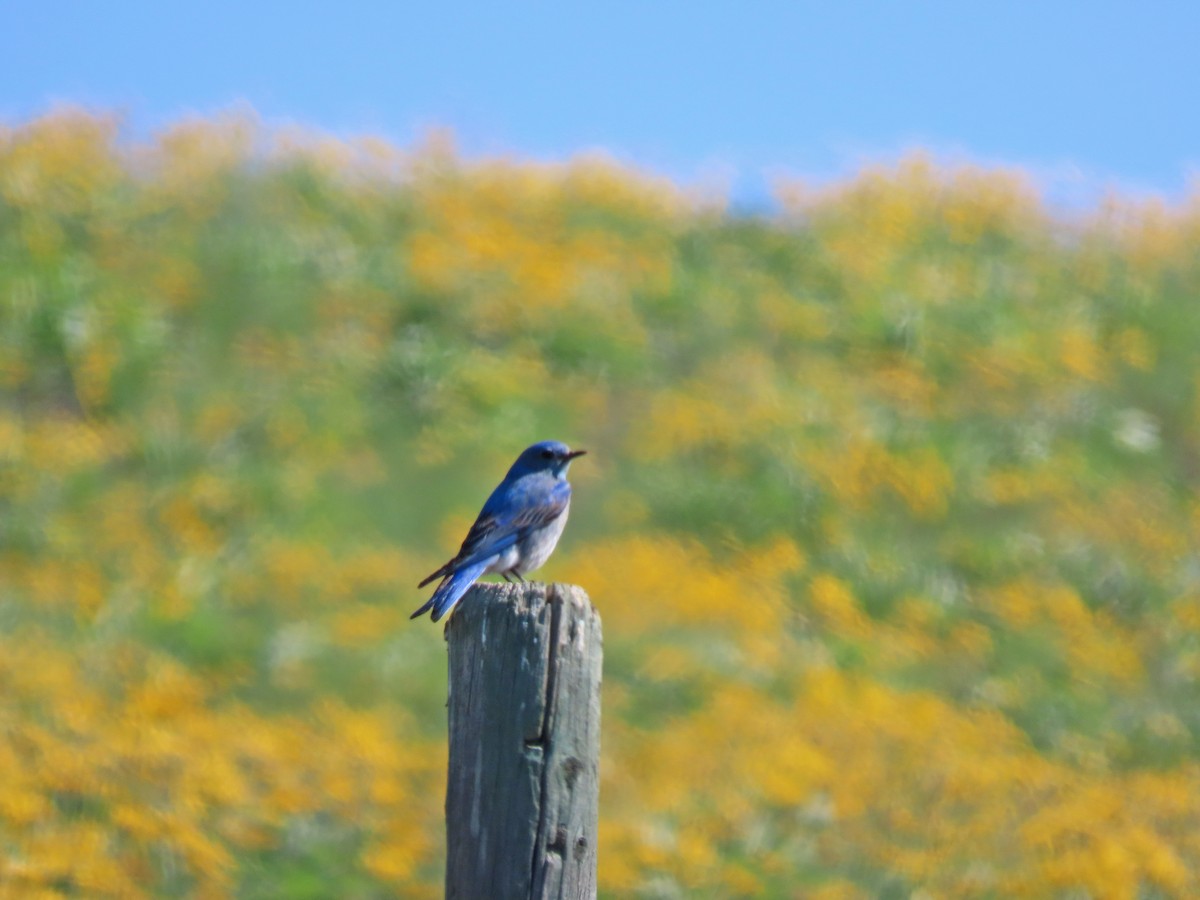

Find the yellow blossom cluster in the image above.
[{"left": 0, "top": 640, "right": 443, "bottom": 896}]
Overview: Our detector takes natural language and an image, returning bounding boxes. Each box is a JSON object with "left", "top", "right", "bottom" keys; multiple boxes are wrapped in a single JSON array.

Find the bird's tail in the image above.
[{"left": 409, "top": 559, "right": 490, "bottom": 622}]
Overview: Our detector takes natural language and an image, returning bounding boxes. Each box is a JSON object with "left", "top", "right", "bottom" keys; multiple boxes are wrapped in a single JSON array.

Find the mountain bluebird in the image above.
[{"left": 410, "top": 440, "right": 587, "bottom": 622}]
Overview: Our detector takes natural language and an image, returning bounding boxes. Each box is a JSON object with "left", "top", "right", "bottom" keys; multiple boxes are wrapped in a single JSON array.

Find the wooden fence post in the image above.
[{"left": 444, "top": 582, "right": 602, "bottom": 900}]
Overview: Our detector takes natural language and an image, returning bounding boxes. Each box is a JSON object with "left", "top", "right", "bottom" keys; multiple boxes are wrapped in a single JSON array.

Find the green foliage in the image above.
[{"left": 2, "top": 112, "right": 1200, "bottom": 897}]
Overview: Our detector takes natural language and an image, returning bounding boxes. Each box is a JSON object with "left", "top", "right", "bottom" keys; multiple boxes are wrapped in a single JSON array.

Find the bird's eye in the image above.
[{"left": 541, "top": 449, "right": 556, "bottom": 460}]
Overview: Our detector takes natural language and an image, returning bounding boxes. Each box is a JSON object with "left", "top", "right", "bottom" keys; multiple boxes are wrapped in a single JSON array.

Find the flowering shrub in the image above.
[{"left": 2, "top": 110, "right": 1199, "bottom": 897}]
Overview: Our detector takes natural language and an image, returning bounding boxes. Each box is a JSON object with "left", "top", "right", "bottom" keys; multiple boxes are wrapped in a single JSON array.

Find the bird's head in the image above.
[{"left": 510, "top": 440, "right": 587, "bottom": 479}]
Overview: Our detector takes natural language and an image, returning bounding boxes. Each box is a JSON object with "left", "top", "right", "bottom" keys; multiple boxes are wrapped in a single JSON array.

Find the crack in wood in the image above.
[{"left": 530, "top": 586, "right": 563, "bottom": 890}]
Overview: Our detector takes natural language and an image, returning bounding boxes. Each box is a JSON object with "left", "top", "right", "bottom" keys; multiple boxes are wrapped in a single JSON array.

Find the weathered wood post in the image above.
[{"left": 444, "top": 581, "right": 602, "bottom": 900}]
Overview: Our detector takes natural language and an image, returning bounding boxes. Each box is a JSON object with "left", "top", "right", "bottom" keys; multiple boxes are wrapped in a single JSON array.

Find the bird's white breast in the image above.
[
  {"left": 516, "top": 500, "right": 570, "bottom": 575},
  {"left": 484, "top": 544, "right": 522, "bottom": 577}
]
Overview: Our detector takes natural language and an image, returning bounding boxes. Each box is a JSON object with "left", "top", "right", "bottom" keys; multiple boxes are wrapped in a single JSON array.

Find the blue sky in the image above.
[{"left": 3, "top": 2, "right": 1197, "bottom": 206}]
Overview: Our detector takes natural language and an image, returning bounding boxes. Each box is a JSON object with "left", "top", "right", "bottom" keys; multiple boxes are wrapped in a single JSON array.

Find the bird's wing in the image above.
[
  {"left": 417, "top": 479, "right": 571, "bottom": 587},
  {"left": 457, "top": 479, "right": 571, "bottom": 568}
]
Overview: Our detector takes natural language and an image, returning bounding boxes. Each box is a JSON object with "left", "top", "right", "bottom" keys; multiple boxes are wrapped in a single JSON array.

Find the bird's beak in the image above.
[{"left": 566, "top": 449, "right": 588, "bottom": 460}]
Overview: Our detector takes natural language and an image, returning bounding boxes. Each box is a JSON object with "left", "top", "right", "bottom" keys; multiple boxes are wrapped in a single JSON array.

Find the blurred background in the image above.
[{"left": 2, "top": 3, "right": 1199, "bottom": 897}]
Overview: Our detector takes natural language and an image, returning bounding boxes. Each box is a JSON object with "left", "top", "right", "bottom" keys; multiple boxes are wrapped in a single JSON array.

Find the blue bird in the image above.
[{"left": 411, "top": 440, "right": 587, "bottom": 622}]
